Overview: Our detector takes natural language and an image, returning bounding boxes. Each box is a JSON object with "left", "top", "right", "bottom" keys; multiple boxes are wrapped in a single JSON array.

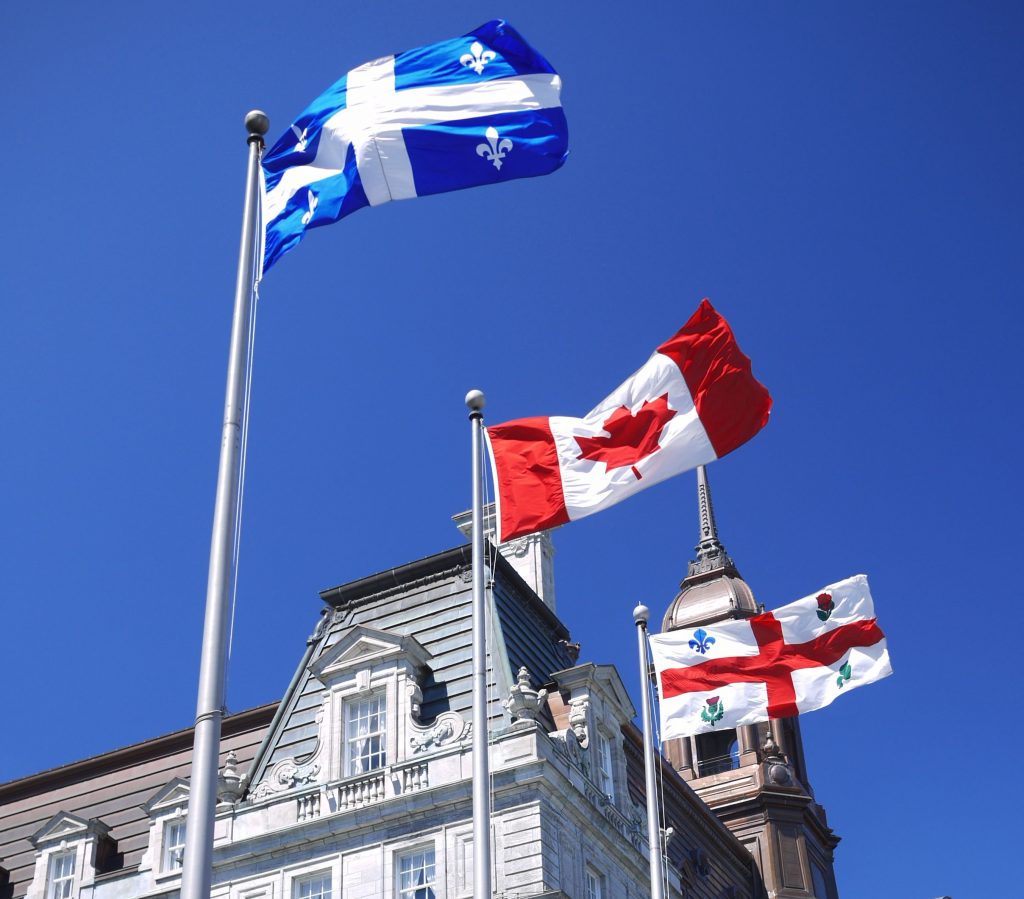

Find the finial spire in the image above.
[{"left": 687, "top": 465, "right": 737, "bottom": 577}]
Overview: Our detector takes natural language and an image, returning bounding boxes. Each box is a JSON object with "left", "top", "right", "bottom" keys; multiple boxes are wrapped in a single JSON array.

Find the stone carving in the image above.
[
  {"left": 408, "top": 682, "right": 423, "bottom": 722},
  {"left": 568, "top": 697, "right": 589, "bottom": 747},
  {"left": 409, "top": 710, "right": 468, "bottom": 754},
  {"left": 548, "top": 725, "right": 583, "bottom": 767},
  {"left": 217, "top": 751, "right": 245, "bottom": 804},
  {"left": 250, "top": 697, "right": 328, "bottom": 801},
  {"left": 762, "top": 729, "right": 792, "bottom": 785},
  {"left": 307, "top": 608, "right": 331, "bottom": 645},
  {"left": 504, "top": 666, "right": 549, "bottom": 721}
]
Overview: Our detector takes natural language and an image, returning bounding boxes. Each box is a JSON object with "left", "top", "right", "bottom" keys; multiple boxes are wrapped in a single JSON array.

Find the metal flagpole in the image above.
[
  {"left": 465, "top": 389, "right": 493, "bottom": 899},
  {"left": 180, "top": 109, "right": 268, "bottom": 899},
  {"left": 633, "top": 603, "right": 666, "bottom": 899}
]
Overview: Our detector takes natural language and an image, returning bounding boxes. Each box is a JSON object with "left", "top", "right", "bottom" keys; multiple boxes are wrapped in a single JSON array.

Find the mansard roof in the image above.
[{"left": 248, "top": 542, "right": 577, "bottom": 792}]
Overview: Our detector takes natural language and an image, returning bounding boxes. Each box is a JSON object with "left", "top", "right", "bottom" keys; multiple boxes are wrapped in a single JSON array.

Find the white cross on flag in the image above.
[
  {"left": 648, "top": 575, "right": 893, "bottom": 738},
  {"left": 486, "top": 300, "right": 772, "bottom": 542},
  {"left": 261, "top": 20, "right": 567, "bottom": 272}
]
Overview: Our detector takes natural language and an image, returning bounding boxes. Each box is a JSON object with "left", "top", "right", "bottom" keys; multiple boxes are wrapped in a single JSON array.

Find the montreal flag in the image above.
[{"left": 487, "top": 300, "right": 772, "bottom": 543}]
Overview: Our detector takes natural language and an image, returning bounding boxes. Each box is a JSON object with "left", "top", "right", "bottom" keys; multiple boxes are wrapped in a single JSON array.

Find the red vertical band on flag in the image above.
[
  {"left": 656, "top": 299, "right": 772, "bottom": 458},
  {"left": 487, "top": 417, "right": 570, "bottom": 542}
]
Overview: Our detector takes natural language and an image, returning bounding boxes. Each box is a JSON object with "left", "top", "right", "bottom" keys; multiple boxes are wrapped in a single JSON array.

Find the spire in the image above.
[{"left": 688, "top": 465, "right": 737, "bottom": 578}]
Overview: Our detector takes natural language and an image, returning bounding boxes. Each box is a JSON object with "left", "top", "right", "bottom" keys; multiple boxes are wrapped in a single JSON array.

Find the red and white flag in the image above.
[
  {"left": 486, "top": 300, "right": 771, "bottom": 543},
  {"left": 648, "top": 575, "right": 893, "bottom": 738}
]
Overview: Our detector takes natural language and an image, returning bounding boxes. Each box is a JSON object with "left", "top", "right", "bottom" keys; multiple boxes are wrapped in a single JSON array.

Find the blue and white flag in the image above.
[{"left": 262, "top": 20, "right": 568, "bottom": 272}]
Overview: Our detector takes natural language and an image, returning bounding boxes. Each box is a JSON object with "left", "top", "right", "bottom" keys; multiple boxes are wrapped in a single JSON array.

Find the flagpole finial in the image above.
[
  {"left": 245, "top": 110, "right": 270, "bottom": 139},
  {"left": 465, "top": 389, "right": 486, "bottom": 414},
  {"left": 633, "top": 603, "right": 650, "bottom": 626}
]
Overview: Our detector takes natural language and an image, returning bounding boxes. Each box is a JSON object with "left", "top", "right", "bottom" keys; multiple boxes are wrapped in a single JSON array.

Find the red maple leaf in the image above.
[{"left": 575, "top": 394, "right": 677, "bottom": 480}]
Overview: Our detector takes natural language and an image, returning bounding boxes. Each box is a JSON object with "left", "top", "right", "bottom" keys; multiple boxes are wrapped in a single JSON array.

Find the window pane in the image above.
[
  {"left": 294, "top": 873, "right": 331, "bottom": 899},
  {"left": 346, "top": 694, "right": 387, "bottom": 775},
  {"left": 398, "top": 848, "right": 435, "bottom": 899}
]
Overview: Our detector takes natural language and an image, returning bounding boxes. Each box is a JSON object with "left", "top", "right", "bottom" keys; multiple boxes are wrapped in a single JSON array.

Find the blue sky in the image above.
[{"left": 2, "top": 2, "right": 1022, "bottom": 896}]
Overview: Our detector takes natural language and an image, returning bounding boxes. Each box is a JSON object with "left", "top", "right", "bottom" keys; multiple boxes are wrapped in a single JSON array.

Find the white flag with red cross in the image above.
[
  {"left": 648, "top": 574, "right": 893, "bottom": 738},
  {"left": 486, "top": 300, "right": 772, "bottom": 543}
]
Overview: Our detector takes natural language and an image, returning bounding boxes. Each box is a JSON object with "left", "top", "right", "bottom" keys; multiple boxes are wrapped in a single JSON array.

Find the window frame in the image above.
[
  {"left": 395, "top": 844, "right": 437, "bottom": 899},
  {"left": 343, "top": 690, "right": 388, "bottom": 777},
  {"left": 162, "top": 820, "right": 187, "bottom": 872},
  {"left": 48, "top": 850, "right": 76, "bottom": 899},
  {"left": 584, "top": 864, "right": 603, "bottom": 899},
  {"left": 292, "top": 869, "right": 332, "bottom": 899},
  {"left": 595, "top": 729, "right": 615, "bottom": 801}
]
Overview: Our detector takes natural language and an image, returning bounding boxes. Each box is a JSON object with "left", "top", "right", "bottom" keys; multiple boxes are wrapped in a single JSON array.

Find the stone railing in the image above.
[
  {"left": 334, "top": 770, "right": 388, "bottom": 811},
  {"left": 296, "top": 788, "right": 321, "bottom": 822}
]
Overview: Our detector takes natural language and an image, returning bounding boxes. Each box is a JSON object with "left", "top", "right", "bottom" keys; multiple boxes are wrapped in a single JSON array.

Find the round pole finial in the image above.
[
  {"left": 633, "top": 603, "right": 650, "bottom": 626},
  {"left": 245, "top": 110, "right": 270, "bottom": 137},
  {"left": 465, "top": 389, "right": 486, "bottom": 412}
]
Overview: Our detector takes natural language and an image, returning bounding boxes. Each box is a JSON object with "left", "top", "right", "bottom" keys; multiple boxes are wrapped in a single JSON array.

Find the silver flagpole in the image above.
[
  {"left": 180, "top": 109, "right": 268, "bottom": 899},
  {"left": 465, "top": 389, "right": 492, "bottom": 899},
  {"left": 633, "top": 603, "right": 666, "bottom": 899}
]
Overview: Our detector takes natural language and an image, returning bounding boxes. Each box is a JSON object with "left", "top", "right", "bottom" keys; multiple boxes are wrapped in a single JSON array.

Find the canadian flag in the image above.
[
  {"left": 486, "top": 300, "right": 772, "bottom": 543},
  {"left": 648, "top": 575, "right": 893, "bottom": 738}
]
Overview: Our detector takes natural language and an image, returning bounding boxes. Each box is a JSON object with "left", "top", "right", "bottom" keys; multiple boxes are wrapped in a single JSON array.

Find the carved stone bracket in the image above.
[{"left": 568, "top": 697, "right": 589, "bottom": 748}]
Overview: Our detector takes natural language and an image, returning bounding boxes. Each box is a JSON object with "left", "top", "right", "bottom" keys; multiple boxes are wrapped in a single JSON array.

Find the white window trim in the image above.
[
  {"left": 291, "top": 869, "right": 333, "bottom": 899},
  {"left": 47, "top": 850, "right": 76, "bottom": 899},
  {"left": 395, "top": 843, "right": 438, "bottom": 899},
  {"left": 343, "top": 690, "right": 389, "bottom": 778},
  {"left": 283, "top": 859, "right": 341, "bottom": 899},
  {"left": 385, "top": 833, "right": 444, "bottom": 899},
  {"left": 152, "top": 811, "right": 188, "bottom": 883},
  {"left": 162, "top": 820, "right": 187, "bottom": 873},
  {"left": 584, "top": 864, "right": 604, "bottom": 899},
  {"left": 595, "top": 729, "right": 616, "bottom": 802}
]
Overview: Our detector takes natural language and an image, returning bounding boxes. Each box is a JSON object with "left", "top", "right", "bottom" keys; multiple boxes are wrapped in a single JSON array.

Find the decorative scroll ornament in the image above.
[
  {"left": 250, "top": 697, "right": 328, "bottom": 801},
  {"left": 504, "top": 666, "right": 548, "bottom": 721},
  {"left": 409, "top": 710, "right": 469, "bottom": 754}
]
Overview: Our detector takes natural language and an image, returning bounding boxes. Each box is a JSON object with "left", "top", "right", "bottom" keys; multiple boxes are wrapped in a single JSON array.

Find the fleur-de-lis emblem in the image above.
[
  {"left": 290, "top": 124, "right": 308, "bottom": 154},
  {"left": 476, "top": 126, "right": 513, "bottom": 170},
  {"left": 460, "top": 40, "right": 496, "bottom": 75},
  {"left": 688, "top": 628, "right": 716, "bottom": 655},
  {"left": 300, "top": 189, "right": 318, "bottom": 226}
]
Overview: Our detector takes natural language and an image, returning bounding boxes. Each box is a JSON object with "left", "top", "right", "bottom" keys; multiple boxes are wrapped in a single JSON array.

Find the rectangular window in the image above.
[
  {"left": 294, "top": 872, "right": 331, "bottom": 899},
  {"left": 49, "top": 852, "right": 75, "bottom": 899},
  {"left": 397, "top": 847, "right": 436, "bottom": 899},
  {"left": 596, "top": 731, "right": 615, "bottom": 800},
  {"left": 584, "top": 866, "right": 602, "bottom": 899},
  {"left": 164, "top": 820, "right": 187, "bottom": 871},
  {"left": 345, "top": 693, "right": 387, "bottom": 775}
]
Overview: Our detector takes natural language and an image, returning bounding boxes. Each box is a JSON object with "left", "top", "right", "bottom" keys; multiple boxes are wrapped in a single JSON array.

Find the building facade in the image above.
[{"left": 1, "top": 489, "right": 838, "bottom": 899}]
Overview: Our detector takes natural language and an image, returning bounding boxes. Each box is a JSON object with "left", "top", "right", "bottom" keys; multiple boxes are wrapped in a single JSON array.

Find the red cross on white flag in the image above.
[{"left": 648, "top": 574, "right": 892, "bottom": 739}]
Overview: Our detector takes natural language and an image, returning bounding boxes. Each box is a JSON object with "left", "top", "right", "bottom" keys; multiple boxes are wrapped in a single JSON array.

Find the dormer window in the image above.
[
  {"left": 48, "top": 851, "right": 75, "bottom": 899},
  {"left": 163, "top": 821, "right": 186, "bottom": 871},
  {"left": 594, "top": 730, "right": 615, "bottom": 801},
  {"left": 345, "top": 693, "right": 387, "bottom": 776}
]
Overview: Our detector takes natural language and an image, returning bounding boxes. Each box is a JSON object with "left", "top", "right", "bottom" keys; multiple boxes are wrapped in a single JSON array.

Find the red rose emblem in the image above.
[{"left": 816, "top": 593, "right": 833, "bottom": 611}]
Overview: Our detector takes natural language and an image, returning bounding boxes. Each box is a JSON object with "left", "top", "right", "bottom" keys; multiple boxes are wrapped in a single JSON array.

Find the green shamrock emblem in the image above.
[{"left": 836, "top": 660, "right": 852, "bottom": 688}]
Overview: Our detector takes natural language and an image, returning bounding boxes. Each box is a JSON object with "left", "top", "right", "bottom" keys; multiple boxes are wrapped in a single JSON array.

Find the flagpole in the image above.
[
  {"left": 180, "top": 109, "right": 268, "bottom": 899},
  {"left": 633, "top": 603, "right": 666, "bottom": 899},
  {"left": 466, "top": 389, "right": 492, "bottom": 899}
]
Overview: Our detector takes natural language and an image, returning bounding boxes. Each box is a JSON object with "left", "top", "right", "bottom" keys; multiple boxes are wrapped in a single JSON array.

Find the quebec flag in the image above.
[{"left": 262, "top": 20, "right": 568, "bottom": 272}]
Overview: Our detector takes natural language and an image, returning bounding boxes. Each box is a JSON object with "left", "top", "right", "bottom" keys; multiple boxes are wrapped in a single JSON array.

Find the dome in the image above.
[
  {"left": 661, "top": 465, "right": 760, "bottom": 632},
  {"left": 662, "top": 567, "right": 758, "bottom": 631}
]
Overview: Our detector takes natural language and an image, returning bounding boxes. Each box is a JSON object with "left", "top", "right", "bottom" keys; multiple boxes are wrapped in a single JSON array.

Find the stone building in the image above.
[{"left": 0, "top": 478, "right": 839, "bottom": 899}]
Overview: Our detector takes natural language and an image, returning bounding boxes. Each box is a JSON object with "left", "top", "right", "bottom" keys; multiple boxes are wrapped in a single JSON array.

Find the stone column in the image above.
[{"left": 738, "top": 725, "right": 760, "bottom": 765}]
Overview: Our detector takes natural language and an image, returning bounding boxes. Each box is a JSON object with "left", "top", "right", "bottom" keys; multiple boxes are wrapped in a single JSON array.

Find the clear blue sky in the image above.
[{"left": 2, "top": 2, "right": 1022, "bottom": 896}]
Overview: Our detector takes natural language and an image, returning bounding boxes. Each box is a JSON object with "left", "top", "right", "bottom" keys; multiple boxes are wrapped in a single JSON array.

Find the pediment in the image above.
[
  {"left": 31, "top": 812, "right": 108, "bottom": 848},
  {"left": 142, "top": 777, "right": 191, "bottom": 816},
  {"left": 310, "top": 624, "right": 431, "bottom": 682}
]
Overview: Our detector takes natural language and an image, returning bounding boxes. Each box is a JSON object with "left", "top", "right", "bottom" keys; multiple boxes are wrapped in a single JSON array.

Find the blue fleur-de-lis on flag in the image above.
[{"left": 688, "top": 628, "right": 716, "bottom": 655}]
